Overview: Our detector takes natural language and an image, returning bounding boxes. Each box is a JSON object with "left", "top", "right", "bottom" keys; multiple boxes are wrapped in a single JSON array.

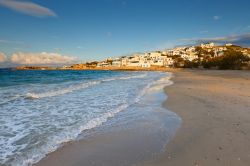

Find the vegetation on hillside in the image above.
[
  {"left": 181, "top": 49, "right": 250, "bottom": 70},
  {"left": 202, "top": 50, "right": 250, "bottom": 70}
]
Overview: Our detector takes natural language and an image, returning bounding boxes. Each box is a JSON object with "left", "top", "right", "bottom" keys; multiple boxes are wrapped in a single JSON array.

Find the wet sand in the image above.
[
  {"left": 141, "top": 69, "right": 250, "bottom": 166},
  {"left": 34, "top": 110, "right": 180, "bottom": 166}
]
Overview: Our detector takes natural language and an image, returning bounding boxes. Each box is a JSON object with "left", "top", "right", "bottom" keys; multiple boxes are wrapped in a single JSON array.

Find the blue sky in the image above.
[{"left": 0, "top": 0, "right": 250, "bottom": 65}]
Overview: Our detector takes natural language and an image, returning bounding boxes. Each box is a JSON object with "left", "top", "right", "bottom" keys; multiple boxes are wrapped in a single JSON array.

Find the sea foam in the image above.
[
  {"left": 26, "top": 81, "right": 101, "bottom": 99},
  {"left": 25, "top": 73, "right": 147, "bottom": 99},
  {"left": 0, "top": 71, "right": 173, "bottom": 166}
]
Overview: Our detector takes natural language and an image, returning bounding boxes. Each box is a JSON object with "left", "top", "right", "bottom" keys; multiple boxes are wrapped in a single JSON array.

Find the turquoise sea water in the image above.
[{"left": 0, "top": 69, "right": 180, "bottom": 166}]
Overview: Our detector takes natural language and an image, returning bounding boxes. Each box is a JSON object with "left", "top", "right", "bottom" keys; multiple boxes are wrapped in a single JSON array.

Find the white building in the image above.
[
  {"left": 214, "top": 51, "right": 224, "bottom": 57},
  {"left": 242, "top": 49, "right": 250, "bottom": 57},
  {"left": 127, "top": 61, "right": 141, "bottom": 67},
  {"left": 112, "top": 59, "right": 121, "bottom": 67},
  {"left": 145, "top": 52, "right": 162, "bottom": 60},
  {"left": 173, "top": 50, "right": 181, "bottom": 56},
  {"left": 186, "top": 46, "right": 196, "bottom": 52},
  {"left": 150, "top": 59, "right": 164, "bottom": 66},
  {"left": 97, "top": 62, "right": 110, "bottom": 67},
  {"left": 164, "top": 58, "right": 174, "bottom": 67},
  {"left": 188, "top": 54, "right": 199, "bottom": 61},
  {"left": 226, "top": 43, "right": 233, "bottom": 46},
  {"left": 141, "top": 62, "right": 151, "bottom": 68},
  {"left": 121, "top": 58, "right": 128, "bottom": 66},
  {"left": 201, "top": 43, "right": 215, "bottom": 49}
]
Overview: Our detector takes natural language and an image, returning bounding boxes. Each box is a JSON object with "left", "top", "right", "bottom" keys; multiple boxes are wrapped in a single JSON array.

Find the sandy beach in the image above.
[
  {"left": 142, "top": 69, "right": 250, "bottom": 166},
  {"left": 34, "top": 69, "right": 250, "bottom": 166}
]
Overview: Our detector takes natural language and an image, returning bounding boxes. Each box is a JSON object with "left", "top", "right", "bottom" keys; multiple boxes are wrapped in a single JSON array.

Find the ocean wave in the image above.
[
  {"left": 26, "top": 81, "right": 101, "bottom": 99},
  {"left": 146, "top": 73, "right": 173, "bottom": 93},
  {"left": 26, "top": 73, "right": 147, "bottom": 99},
  {"left": 102, "top": 73, "right": 147, "bottom": 82}
]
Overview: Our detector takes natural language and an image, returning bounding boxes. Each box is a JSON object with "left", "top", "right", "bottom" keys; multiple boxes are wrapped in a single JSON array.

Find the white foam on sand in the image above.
[{"left": 1, "top": 72, "right": 176, "bottom": 166}]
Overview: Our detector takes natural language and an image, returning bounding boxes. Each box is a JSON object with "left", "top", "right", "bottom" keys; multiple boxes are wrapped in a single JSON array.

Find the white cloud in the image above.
[
  {"left": 0, "top": 52, "right": 7, "bottom": 63},
  {"left": 10, "top": 52, "right": 78, "bottom": 65},
  {"left": 0, "top": 0, "right": 56, "bottom": 17},
  {"left": 213, "top": 15, "right": 221, "bottom": 20}
]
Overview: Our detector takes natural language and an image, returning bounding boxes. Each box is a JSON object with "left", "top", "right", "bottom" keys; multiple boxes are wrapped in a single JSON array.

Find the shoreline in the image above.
[
  {"left": 13, "top": 66, "right": 182, "bottom": 72},
  {"left": 29, "top": 69, "right": 250, "bottom": 166},
  {"left": 141, "top": 69, "right": 250, "bottom": 166},
  {"left": 33, "top": 71, "right": 180, "bottom": 166}
]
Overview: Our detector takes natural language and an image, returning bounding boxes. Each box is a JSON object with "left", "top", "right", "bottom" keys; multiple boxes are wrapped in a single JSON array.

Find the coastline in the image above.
[
  {"left": 34, "top": 71, "right": 180, "bottom": 166},
  {"left": 141, "top": 69, "right": 250, "bottom": 166},
  {"left": 14, "top": 66, "right": 183, "bottom": 72},
  {"left": 31, "top": 69, "right": 250, "bottom": 166}
]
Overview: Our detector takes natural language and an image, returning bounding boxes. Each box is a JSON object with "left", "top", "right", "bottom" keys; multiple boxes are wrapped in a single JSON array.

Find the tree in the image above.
[
  {"left": 174, "top": 57, "right": 185, "bottom": 68},
  {"left": 201, "top": 50, "right": 250, "bottom": 70},
  {"left": 195, "top": 46, "right": 211, "bottom": 57}
]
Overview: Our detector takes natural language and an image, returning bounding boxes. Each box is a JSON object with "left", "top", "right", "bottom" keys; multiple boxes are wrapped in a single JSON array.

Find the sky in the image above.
[{"left": 0, "top": 0, "right": 250, "bottom": 67}]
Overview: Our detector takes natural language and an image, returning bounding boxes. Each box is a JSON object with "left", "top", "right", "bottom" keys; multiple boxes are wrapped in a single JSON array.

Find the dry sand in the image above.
[{"left": 141, "top": 69, "right": 250, "bottom": 166}]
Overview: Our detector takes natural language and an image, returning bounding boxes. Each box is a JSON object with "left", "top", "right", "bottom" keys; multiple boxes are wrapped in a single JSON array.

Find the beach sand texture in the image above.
[{"left": 142, "top": 69, "right": 250, "bottom": 166}]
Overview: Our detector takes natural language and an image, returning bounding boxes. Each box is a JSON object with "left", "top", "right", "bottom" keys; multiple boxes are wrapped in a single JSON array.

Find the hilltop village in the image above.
[{"left": 17, "top": 43, "right": 250, "bottom": 70}]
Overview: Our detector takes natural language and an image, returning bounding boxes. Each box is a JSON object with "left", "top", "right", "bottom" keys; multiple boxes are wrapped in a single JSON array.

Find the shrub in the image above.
[{"left": 202, "top": 50, "right": 250, "bottom": 70}]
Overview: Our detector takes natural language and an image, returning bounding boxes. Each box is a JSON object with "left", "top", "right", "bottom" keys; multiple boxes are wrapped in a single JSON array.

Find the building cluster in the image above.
[
  {"left": 60, "top": 43, "right": 250, "bottom": 70},
  {"left": 96, "top": 43, "right": 250, "bottom": 68},
  {"left": 199, "top": 43, "right": 250, "bottom": 57},
  {"left": 97, "top": 51, "right": 174, "bottom": 68}
]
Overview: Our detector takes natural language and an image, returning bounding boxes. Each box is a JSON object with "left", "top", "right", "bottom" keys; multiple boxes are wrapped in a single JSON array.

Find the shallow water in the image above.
[{"left": 0, "top": 69, "right": 181, "bottom": 166}]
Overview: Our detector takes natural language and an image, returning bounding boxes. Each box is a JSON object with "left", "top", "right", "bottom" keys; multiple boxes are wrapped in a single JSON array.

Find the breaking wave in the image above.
[{"left": 26, "top": 73, "right": 147, "bottom": 99}]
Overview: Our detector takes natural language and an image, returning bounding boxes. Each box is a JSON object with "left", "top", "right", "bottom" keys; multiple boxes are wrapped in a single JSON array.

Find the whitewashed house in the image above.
[
  {"left": 186, "top": 46, "right": 196, "bottom": 52},
  {"left": 164, "top": 57, "right": 174, "bottom": 67},
  {"left": 97, "top": 62, "right": 110, "bottom": 67},
  {"left": 145, "top": 51, "right": 162, "bottom": 61},
  {"left": 226, "top": 43, "right": 233, "bottom": 46},
  {"left": 201, "top": 43, "right": 215, "bottom": 49},
  {"left": 112, "top": 58, "right": 122, "bottom": 67},
  {"left": 127, "top": 61, "right": 141, "bottom": 67},
  {"left": 121, "top": 57, "right": 128, "bottom": 66},
  {"left": 188, "top": 54, "right": 199, "bottom": 61},
  {"left": 214, "top": 51, "right": 224, "bottom": 57},
  {"left": 173, "top": 50, "right": 182, "bottom": 56},
  {"left": 150, "top": 59, "right": 164, "bottom": 66},
  {"left": 181, "top": 54, "right": 189, "bottom": 60},
  {"left": 141, "top": 62, "right": 151, "bottom": 68}
]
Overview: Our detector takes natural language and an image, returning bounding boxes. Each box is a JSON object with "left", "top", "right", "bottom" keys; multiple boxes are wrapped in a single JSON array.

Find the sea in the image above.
[{"left": 0, "top": 69, "right": 181, "bottom": 166}]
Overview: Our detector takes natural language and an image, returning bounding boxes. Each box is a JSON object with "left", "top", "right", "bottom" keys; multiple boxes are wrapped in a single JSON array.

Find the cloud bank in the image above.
[
  {"left": 0, "top": 52, "right": 6, "bottom": 63},
  {"left": 10, "top": 52, "right": 78, "bottom": 65},
  {"left": 180, "top": 33, "right": 250, "bottom": 47},
  {"left": 0, "top": 0, "right": 56, "bottom": 17},
  {"left": 196, "top": 33, "right": 250, "bottom": 45}
]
